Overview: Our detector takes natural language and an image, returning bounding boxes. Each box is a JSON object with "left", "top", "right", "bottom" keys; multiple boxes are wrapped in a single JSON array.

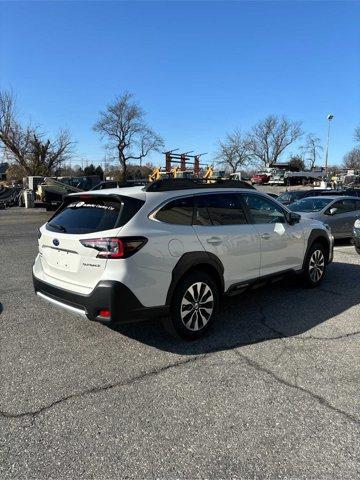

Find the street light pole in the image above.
[{"left": 324, "top": 113, "right": 334, "bottom": 177}]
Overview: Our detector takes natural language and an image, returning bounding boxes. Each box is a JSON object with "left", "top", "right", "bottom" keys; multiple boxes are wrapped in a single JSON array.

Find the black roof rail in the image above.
[{"left": 144, "top": 178, "right": 255, "bottom": 192}]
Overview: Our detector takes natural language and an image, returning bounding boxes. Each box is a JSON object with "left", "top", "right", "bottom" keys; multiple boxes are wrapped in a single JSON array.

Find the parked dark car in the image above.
[
  {"left": 319, "top": 189, "right": 360, "bottom": 198},
  {"left": 278, "top": 188, "right": 360, "bottom": 205},
  {"left": 277, "top": 190, "right": 325, "bottom": 205},
  {"left": 266, "top": 192, "right": 279, "bottom": 199}
]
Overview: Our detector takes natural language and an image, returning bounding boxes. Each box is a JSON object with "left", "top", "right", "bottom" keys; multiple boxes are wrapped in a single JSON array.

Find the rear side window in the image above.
[
  {"left": 46, "top": 196, "right": 144, "bottom": 234},
  {"left": 195, "top": 194, "right": 247, "bottom": 226},
  {"left": 329, "top": 199, "right": 355, "bottom": 214},
  {"left": 155, "top": 197, "right": 194, "bottom": 225}
]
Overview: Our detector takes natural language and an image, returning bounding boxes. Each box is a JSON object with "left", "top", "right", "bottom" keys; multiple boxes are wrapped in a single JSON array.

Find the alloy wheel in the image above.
[
  {"left": 309, "top": 249, "right": 325, "bottom": 282},
  {"left": 180, "top": 282, "right": 214, "bottom": 331}
]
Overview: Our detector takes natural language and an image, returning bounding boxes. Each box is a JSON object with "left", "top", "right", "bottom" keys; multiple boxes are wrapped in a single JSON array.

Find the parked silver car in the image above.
[
  {"left": 353, "top": 219, "right": 360, "bottom": 254},
  {"left": 289, "top": 196, "right": 360, "bottom": 239}
]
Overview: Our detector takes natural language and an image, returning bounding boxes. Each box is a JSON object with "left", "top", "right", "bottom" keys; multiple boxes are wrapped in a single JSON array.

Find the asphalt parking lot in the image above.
[{"left": 1, "top": 208, "right": 359, "bottom": 479}]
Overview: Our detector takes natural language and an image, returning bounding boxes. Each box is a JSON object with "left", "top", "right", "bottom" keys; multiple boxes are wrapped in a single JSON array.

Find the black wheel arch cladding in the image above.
[
  {"left": 166, "top": 251, "right": 224, "bottom": 305},
  {"left": 303, "top": 229, "right": 331, "bottom": 269}
]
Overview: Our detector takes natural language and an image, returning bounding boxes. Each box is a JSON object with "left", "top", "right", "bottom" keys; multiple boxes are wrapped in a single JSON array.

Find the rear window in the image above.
[{"left": 46, "top": 196, "right": 144, "bottom": 234}]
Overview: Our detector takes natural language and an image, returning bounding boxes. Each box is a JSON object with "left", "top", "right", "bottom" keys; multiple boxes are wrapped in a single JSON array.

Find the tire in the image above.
[
  {"left": 301, "top": 242, "right": 327, "bottom": 288},
  {"left": 162, "top": 271, "right": 219, "bottom": 340}
]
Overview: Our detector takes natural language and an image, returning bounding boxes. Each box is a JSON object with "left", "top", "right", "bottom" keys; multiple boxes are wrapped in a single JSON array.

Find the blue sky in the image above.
[{"left": 1, "top": 1, "right": 359, "bottom": 168}]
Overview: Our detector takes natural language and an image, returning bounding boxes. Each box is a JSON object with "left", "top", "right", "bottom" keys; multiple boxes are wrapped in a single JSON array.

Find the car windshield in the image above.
[
  {"left": 277, "top": 191, "right": 304, "bottom": 202},
  {"left": 290, "top": 197, "right": 332, "bottom": 212}
]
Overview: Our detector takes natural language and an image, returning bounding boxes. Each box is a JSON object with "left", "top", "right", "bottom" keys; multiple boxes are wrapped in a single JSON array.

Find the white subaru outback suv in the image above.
[{"left": 33, "top": 179, "right": 334, "bottom": 339}]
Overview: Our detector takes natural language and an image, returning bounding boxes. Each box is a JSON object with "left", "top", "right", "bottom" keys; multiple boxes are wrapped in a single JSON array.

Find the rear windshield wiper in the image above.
[{"left": 48, "top": 222, "right": 67, "bottom": 233}]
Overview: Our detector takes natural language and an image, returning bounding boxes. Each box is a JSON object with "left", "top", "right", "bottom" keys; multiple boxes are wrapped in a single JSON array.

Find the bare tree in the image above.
[
  {"left": 301, "top": 133, "right": 323, "bottom": 169},
  {"left": 216, "top": 130, "right": 252, "bottom": 173},
  {"left": 249, "top": 115, "right": 303, "bottom": 167},
  {"left": 343, "top": 148, "right": 360, "bottom": 171},
  {"left": 93, "top": 92, "right": 164, "bottom": 179},
  {"left": 354, "top": 125, "right": 360, "bottom": 144},
  {"left": 0, "top": 91, "right": 72, "bottom": 175},
  {"left": 329, "top": 165, "right": 342, "bottom": 175}
]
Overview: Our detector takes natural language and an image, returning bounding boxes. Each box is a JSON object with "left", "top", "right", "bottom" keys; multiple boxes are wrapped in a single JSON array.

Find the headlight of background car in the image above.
[{"left": 354, "top": 219, "right": 360, "bottom": 229}]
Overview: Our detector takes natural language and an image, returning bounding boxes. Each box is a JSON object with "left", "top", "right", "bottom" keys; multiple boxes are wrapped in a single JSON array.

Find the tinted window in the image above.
[
  {"left": 156, "top": 197, "right": 194, "bottom": 225},
  {"left": 195, "top": 194, "right": 247, "bottom": 226},
  {"left": 321, "top": 190, "right": 360, "bottom": 197},
  {"left": 46, "top": 196, "right": 144, "bottom": 234},
  {"left": 344, "top": 190, "right": 360, "bottom": 198},
  {"left": 244, "top": 194, "right": 286, "bottom": 224},
  {"left": 329, "top": 199, "right": 355, "bottom": 214},
  {"left": 306, "top": 190, "right": 324, "bottom": 197}
]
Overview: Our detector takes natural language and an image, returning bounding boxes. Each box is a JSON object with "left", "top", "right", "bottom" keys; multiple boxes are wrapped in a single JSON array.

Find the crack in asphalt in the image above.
[
  {"left": 0, "top": 355, "right": 206, "bottom": 420},
  {"left": 0, "top": 327, "right": 280, "bottom": 419},
  {"left": 233, "top": 350, "right": 360, "bottom": 426},
  {"left": 319, "top": 287, "right": 344, "bottom": 297},
  {"left": 301, "top": 330, "right": 360, "bottom": 341},
  {"left": 256, "top": 305, "right": 285, "bottom": 338},
  {"left": 256, "top": 305, "right": 301, "bottom": 387},
  {"left": 254, "top": 304, "right": 360, "bottom": 342},
  {"left": 1, "top": 309, "right": 359, "bottom": 420}
]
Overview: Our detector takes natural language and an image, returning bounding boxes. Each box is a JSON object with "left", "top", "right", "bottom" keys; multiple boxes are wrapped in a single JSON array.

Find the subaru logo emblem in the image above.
[{"left": 53, "top": 239, "right": 60, "bottom": 247}]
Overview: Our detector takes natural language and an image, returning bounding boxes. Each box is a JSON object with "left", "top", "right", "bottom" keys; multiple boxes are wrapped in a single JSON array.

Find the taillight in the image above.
[{"left": 80, "top": 237, "right": 147, "bottom": 259}]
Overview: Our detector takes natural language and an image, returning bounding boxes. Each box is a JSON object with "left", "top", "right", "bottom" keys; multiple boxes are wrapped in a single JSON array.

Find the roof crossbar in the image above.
[{"left": 144, "top": 178, "right": 255, "bottom": 192}]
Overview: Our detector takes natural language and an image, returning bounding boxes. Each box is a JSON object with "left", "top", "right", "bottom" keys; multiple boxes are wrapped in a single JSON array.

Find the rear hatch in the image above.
[{"left": 39, "top": 193, "right": 144, "bottom": 289}]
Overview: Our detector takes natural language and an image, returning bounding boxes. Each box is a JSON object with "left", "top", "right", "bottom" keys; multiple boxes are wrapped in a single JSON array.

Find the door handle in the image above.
[
  {"left": 261, "top": 233, "right": 271, "bottom": 240},
  {"left": 207, "top": 237, "right": 222, "bottom": 245}
]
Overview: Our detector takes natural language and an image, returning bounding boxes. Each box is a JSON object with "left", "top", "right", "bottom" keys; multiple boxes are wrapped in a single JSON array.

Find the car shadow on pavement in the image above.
[{"left": 111, "top": 260, "right": 360, "bottom": 356}]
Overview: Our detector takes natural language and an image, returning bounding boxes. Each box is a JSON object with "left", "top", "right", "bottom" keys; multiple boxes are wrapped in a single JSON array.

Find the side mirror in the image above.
[
  {"left": 329, "top": 207, "right": 338, "bottom": 215},
  {"left": 288, "top": 211, "right": 301, "bottom": 225}
]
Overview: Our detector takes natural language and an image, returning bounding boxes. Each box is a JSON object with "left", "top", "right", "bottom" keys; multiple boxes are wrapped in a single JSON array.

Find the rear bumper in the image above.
[{"left": 33, "top": 274, "right": 169, "bottom": 324}]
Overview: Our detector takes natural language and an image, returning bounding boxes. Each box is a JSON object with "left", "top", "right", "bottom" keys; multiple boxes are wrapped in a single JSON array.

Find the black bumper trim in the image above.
[{"left": 33, "top": 275, "right": 169, "bottom": 323}]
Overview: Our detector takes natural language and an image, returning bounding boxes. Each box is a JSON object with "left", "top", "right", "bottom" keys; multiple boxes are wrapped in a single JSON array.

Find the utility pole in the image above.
[{"left": 324, "top": 114, "right": 334, "bottom": 176}]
